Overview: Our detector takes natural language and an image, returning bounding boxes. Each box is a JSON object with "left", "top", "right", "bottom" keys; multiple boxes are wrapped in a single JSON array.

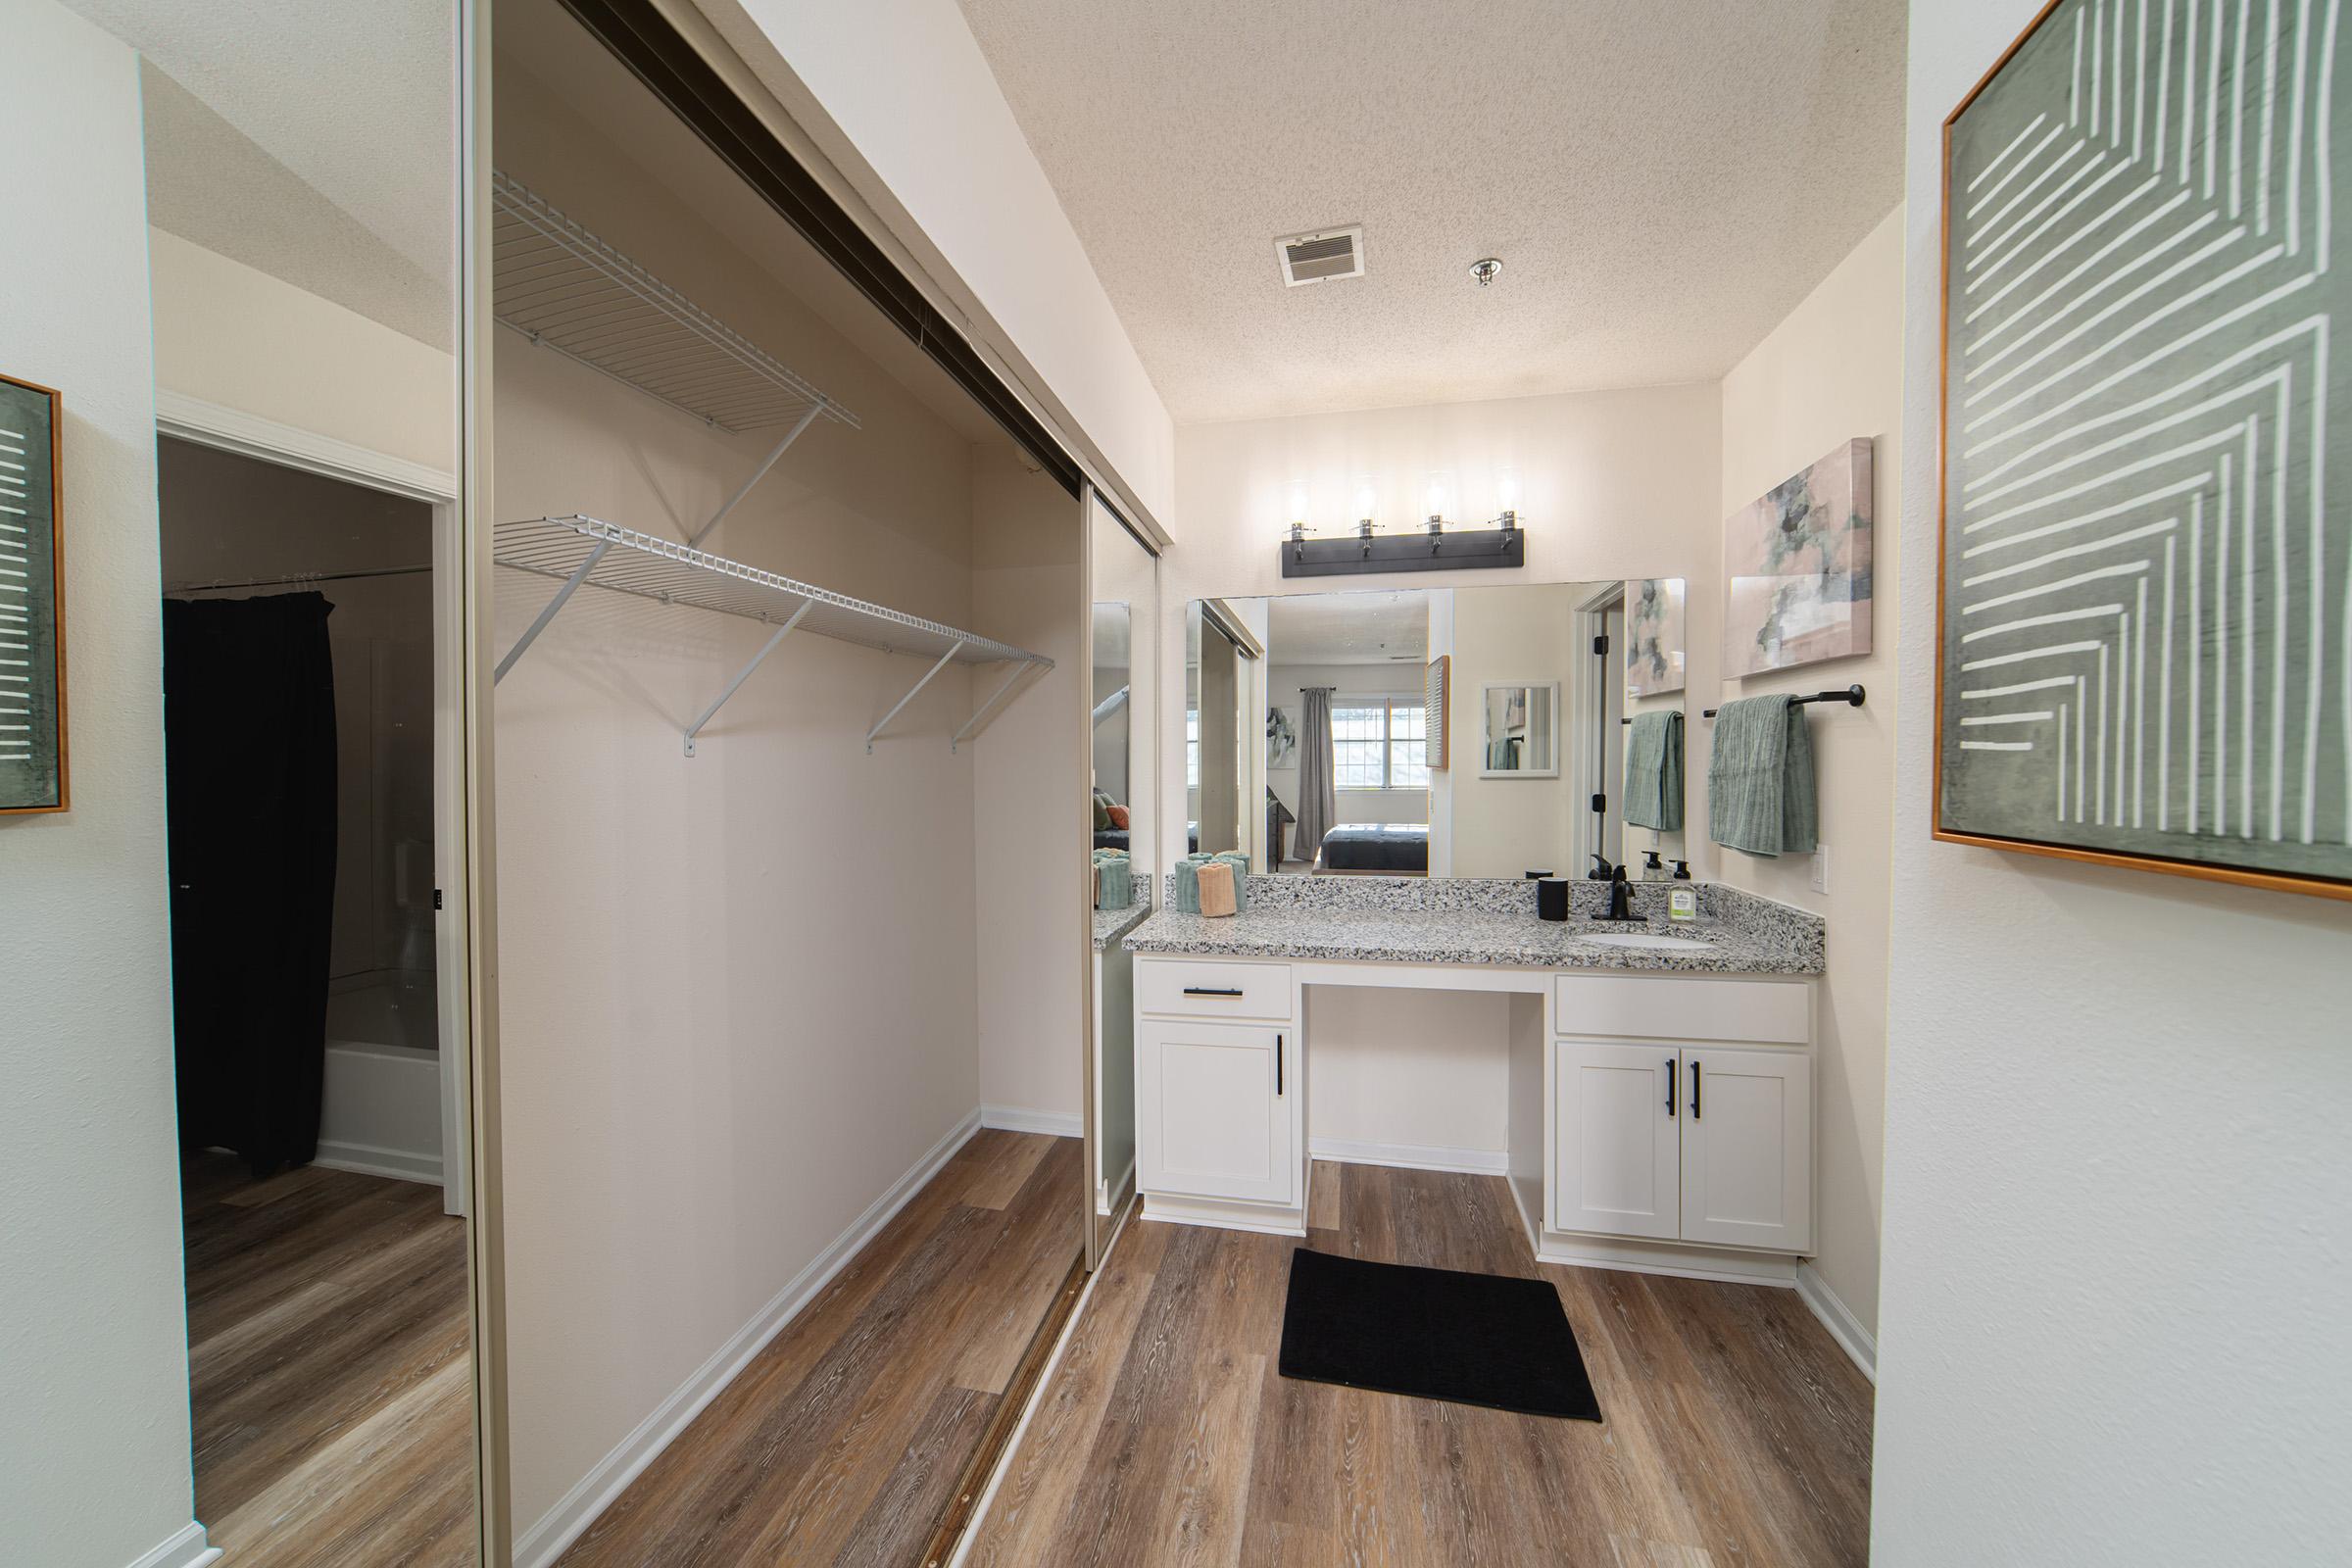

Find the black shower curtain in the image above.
[{"left": 164, "top": 592, "right": 339, "bottom": 1177}]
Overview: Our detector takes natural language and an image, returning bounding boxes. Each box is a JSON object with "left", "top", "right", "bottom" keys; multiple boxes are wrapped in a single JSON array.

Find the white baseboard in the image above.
[
  {"left": 125, "top": 1522, "right": 219, "bottom": 1568},
  {"left": 1795, "top": 1261, "right": 1877, "bottom": 1383},
  {"left": 1097, "top": 1157, "right": 1135, "bottom": 1218},
  {"left": 979, "top": 1104, "right": 1083, "bottom": 1138},
  {"left": 1309, "top": 1136, "right": 1508, "bottom": 1175},
  {"left": 513, "top": 1108, "right": 984, "bottom": 1568},
  {"left": 1140, "top": 1192, "right": 1306, "bottom": 1237},
  {"left": 1534, "top": 1231, "right": 1799, "bottom": 1287},
  {"left": 315, "top": 1140, "right": 444, "bottom": 1187}
]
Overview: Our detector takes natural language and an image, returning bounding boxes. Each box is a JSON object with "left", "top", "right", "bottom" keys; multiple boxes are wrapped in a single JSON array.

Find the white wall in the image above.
[
  {"left": 149, "top": 227, "right": 457, "bottom": 479},
  {"left": 491, "top": 60, "right": 992, "bottom": 1537},
  {"left": 698, "top": 0, "right": 1176, "bottom": 531},
  {"left": 1873, "top": 4, "right": 2352, "bottom": 1562},
  {"left": 1717, "top": 207, "right": 1903, "bottom": 1346},
  {"left": 972, "top": 446, "right": 1085, "bottom": 1127},
  {"left": 0, "top": 7, "right": 205, "bottom": 1567}
]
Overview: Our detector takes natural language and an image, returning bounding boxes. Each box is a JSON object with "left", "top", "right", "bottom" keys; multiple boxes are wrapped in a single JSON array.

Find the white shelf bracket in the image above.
[
  {"left": 495, "top": 536, "right": 613, "bottom": 684},
  {"left": 683, "top": 598, "right": 812, "bottom": 757},
  {"left": 952, "top": 660, "right": 1042, "bottom": 753},
  {"left": 867, "top": 641, "right": 963, "bottom": 753},
  {"left": 685, "top": 399, "right": 826, "bottom": 550}
]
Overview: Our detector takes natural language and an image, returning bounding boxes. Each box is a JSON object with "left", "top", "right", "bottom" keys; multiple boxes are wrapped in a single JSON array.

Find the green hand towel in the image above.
[
  {"left": 1173, "top": 854, "right": 1214, "bottom": 913},
  {"left": 1624, "top": 710, "right": 1685, "bottom": 831},
  {"left": 1707, "top": 696, "right": 1818, "bottom": 857},
  {"left": 1212, "top": 851, "right": 1250, "bottom": 914}
]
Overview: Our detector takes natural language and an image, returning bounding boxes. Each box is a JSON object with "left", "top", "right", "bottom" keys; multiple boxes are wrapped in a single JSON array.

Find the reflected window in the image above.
[{"left": 1334, "top": 697, "right": 1428, "bottom": 790}]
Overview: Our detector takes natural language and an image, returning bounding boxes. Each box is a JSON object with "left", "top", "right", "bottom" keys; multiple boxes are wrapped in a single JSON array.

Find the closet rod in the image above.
[
  {"left": 165, "top": 564, "right": 432, "bottom": 594},
  {"left": 1620, "top": 685, "right": 1867, "bottom": 724}
]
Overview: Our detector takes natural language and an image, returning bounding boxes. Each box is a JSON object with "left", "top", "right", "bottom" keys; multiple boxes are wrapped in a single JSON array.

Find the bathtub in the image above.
[{"left": 317, "top": 970, "right": 445, "bottom": 1187}]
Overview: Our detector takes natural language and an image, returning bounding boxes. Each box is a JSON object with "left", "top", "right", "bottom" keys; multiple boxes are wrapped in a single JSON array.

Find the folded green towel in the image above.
[
  {"left": 1096, "top": 857, "right": 1133, "bottom": 908},
  {"left": 1173, "top": 853, "right": 1214, "bottom": 913},
  {"left": 1624, "top": 710, "right": 1685, "bottom": 831},
  {"left": 1706, "top": 696, "right": 1817, "bottom": 857}
]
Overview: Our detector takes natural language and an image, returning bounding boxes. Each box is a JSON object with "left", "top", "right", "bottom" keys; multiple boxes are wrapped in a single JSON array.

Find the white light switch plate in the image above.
[{"left": 1810, "top": 845, "right": 1831, "bottom": 895}]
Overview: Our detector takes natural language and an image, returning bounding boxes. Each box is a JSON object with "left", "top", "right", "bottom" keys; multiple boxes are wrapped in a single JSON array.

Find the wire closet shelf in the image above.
[
  {"left": 491, "top": 170, "right": 860, "bottom": 436},
  {"left": 493, "top": 515, "right": 1053, "bottom": 755}
]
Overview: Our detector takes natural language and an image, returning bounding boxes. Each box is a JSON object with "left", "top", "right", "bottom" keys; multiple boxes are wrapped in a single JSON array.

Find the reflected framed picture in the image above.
[
  {"left": 1933, "top": 0, "right": 2352, "bottom": 902},
  {"left": 1626, "top": 576, "right": 1687, "bottom": 697},
  {"left": 0, "top": 371, "right": 65, "bottom": 815},
  {"left": 1723, "top": 438, "right": 1874, "bottom": 678}
]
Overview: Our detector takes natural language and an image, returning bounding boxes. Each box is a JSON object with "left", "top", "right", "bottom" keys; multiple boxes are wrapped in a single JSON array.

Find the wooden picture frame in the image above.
[
  {"left": 1933, "top": 0, "right": 2351, "bottom": 903},
  {"left": 1424, "top": 655, "right": 1449, "bottom": 771},
  {"left": 0, "top": 371, "right": 66, "bottom": 815}
]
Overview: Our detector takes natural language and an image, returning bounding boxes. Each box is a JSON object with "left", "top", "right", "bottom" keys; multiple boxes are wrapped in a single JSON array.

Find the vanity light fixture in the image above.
[{"left": 1277, "top": 510, "right": 1527, "bottom": 579}]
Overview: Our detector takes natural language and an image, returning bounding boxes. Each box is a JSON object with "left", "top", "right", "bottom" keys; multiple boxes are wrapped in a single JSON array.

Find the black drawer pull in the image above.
[
  {"left": 1666, "top": 1057, "right": 1677, "bottom": 1117},
  {"left": 1690, "top": 1059, "right": 1702, "bottom": 1120},
  {"left": 1276, "top": 1033, "right": 1284, "bottom": 1096},
  {"left": 1183, "top": 986, "right": 1245, "bottom": 997}
]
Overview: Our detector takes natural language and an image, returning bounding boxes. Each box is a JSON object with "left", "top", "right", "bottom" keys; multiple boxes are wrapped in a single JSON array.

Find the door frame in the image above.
[
  {"left": 155, "top": 394, "right": 473, "bottom": 1220},
  {"left": 1566, "top": 581, "right": 1627, "bottom": 877}
]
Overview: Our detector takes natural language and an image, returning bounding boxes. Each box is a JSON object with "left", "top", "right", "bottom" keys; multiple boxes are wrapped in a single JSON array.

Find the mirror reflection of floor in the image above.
[{"left": 180, "top": 1151, "right": 473, "bottom": 1567}]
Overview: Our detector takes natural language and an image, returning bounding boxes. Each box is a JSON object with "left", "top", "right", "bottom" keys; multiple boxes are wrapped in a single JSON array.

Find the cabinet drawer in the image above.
[
  {"left": 1137, "top": 957, "right": 1295, "bottom": 1020},
  {"left": 1554, "top": 972, "right": 1809, "bottom": 1045}
]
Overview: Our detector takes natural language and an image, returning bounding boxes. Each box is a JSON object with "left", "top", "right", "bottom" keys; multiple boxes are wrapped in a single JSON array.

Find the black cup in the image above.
[{"left": 1537, "top": 878, "right": 1570, "bottom": 921}]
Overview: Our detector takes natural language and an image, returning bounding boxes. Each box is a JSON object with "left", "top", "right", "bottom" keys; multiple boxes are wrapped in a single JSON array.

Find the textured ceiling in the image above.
[
  {"left": 1266, "top": 589, "right": 1430, "bottom": 665},
  {"left": 957, "top": 0, "right": 1907, "bottom": 423},
  {"left": 66, "top": 1, "right": 454, "bottom": 345}
]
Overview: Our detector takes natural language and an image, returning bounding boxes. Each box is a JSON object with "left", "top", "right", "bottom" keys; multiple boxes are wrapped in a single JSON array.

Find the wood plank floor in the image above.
[
  {"left": 181, "top": 1151, "right": 475, "bottom": 1568},
  {"left": 555, "top": 1129, "right": 1084, "bottom": 1567},
  {"left": 968, "top": 1161, "right": 1876, "bottom": 1568}
]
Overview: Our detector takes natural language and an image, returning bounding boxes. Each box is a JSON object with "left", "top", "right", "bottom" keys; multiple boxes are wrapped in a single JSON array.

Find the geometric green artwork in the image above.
[
  {"left": 1, "top": 373, "right": 65, "bottom": 814},
  {"left": 1936, "top": 0, "right": 2351, "bottom": 900}
]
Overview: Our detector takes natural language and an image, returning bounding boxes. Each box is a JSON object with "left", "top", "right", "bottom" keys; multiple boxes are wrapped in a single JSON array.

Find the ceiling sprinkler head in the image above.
[{"left": 1470, "top": 257, "right": 1503, "bottom": 287}]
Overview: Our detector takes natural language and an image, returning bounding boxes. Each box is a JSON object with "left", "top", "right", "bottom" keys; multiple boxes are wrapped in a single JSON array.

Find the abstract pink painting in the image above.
[{"left": 1722, "top": 437, "right": 1873, "bottom": 678}]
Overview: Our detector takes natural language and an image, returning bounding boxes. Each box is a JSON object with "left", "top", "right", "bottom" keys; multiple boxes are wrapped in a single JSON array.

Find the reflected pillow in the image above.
[{"left": 1106, "top": 805, "right": 1130, "bottom": 830}]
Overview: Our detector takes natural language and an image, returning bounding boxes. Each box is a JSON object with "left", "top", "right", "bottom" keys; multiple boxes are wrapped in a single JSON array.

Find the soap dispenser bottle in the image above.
[{"left": 1641, "top": 850, "right": 1666, "bottom": 882}]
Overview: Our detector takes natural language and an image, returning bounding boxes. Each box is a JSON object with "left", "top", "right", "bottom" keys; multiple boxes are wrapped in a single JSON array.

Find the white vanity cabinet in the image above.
[
  {"left": 1549, "top": 974, "right": 1815, "bottom": 1258},
  {"left": 1134, "top": 958, "right": 1302, "bottom": 1220}
]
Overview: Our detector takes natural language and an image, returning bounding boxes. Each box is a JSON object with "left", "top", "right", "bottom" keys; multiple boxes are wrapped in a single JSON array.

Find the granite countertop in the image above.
[
  {"left": 1094, "top": 898, "right": 1154, "bottom": 952},
  {"left": 1123, "top": 904, "right": 1822, "bottom": 975}
]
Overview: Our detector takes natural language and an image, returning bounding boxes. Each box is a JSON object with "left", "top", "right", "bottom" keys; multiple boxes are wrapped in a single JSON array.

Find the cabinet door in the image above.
[
  {"left": 1679, "top": 1048, "right": 1812, "bottom": 1251},
  {"left": 1552, "top": 1041, "right": 1680, "bottom": 1240},
  {"left": 1135, "top": 1018, "right": 1296, "bottom": 1204}
]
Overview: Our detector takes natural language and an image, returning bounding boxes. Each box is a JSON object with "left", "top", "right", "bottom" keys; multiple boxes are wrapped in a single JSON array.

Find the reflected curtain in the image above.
[
  {"left": 1297, "top": 686, "right": 1336, "bottom": 867},
  {"left": 164, "top": 592, "right": 340, "bottom": 1177}
]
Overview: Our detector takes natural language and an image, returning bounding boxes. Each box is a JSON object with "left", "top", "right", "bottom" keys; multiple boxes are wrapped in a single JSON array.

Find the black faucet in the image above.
[
  {"left": 1592, "top": 864, "right": 1636, "bottom": 920},
  {"left": 1587, "top": 853, "right": 1615, "bottom": 881}
]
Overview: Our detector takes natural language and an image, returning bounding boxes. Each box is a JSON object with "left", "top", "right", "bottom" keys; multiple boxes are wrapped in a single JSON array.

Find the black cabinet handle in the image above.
[
  {"left": 1183, "top": 986, "right": 1244, "bottom": 997},
  {"left": 1276, "top": 1034, "right": 1284, "bottom": 1096},
  {"left": 1666, "top": 1057, "right": 1677, "bottom": 1117},
  {"left": 1690, "top": 1059, "right": 1702, "bottom": 1120}
]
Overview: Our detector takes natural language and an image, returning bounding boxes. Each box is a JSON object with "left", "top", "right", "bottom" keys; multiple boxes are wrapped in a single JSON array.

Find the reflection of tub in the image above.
[
  {"left": 326, "top": 968, "right": 438, "bottom": 1053},
  {"left": 318, "top": 971, "right": 443, "bottom": 1186}
]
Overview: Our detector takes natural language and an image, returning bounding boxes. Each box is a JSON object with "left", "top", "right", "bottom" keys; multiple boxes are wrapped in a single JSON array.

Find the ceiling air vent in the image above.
[{"left": 1275, "top": 225, "right": 1365, "bottom": 287}]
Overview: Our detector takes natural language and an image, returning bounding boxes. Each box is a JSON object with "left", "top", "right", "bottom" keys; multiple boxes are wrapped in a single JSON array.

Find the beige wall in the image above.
[
  {"left": 149, "top": 227, "right": 457, "bottom": 479},
  {"left": 1449, "top": 584, "right": 1579, "bottom": 879},
  {"left": 1717, "top": 207, "right": 1904, "bottom": 1343},
  {"left": 491, "top": 58, "right": 993, "bottom": 1540},
  {"left": 1874, "top": 1, "right": 2352, "bottom": 1560},
  {"left": 972, "top": 447, "right": 1086, "bottom": 1124},
  {"left": 0, "top": 7, "right": 204, "bottom": 1566}
]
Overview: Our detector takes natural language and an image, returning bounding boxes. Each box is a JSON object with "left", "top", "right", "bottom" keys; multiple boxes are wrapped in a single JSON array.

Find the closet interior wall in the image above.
[{"left": 488, "top": 22, "right": 1080, "bottom": 1534}]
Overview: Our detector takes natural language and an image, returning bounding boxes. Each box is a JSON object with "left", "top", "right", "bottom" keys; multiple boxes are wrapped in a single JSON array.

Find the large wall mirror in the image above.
[
  {"left": 1185, "top": 599, "right": 1262, "bottom": 859},
  {"left": 1194, "top": 582, "right": 1685, "bottom": 880}
]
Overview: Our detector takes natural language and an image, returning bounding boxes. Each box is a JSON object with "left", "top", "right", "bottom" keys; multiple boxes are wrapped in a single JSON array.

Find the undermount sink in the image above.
[{"left": 1583, "top": 932, "right": 1713, "bottom": 952}]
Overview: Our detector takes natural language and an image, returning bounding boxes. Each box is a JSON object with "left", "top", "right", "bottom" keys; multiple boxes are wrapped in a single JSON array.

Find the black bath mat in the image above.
[{"left": 1276, "top": 1249, "right": 1601, "bottom": 1421}]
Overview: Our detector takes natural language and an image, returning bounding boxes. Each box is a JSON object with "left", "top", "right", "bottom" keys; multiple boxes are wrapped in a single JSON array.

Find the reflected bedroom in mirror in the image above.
[{"left": 1216, "top": 580, "right": 1686, "bottom": 881}]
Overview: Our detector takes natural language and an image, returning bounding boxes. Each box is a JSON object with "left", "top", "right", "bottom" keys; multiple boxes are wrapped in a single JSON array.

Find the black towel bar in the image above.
[{"left": 1620, "top": 684, "right": 1866, "bottom": 723}]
